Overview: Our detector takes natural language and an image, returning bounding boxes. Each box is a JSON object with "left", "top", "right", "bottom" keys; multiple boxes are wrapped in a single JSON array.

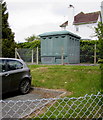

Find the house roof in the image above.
[
  {"left": 73, "top": 11, "right": 101, "bottom": 25},
  {"left": 60, "top": 11, "right": 101, "bottom": 27},
  {"left": 60, "top": 21, "right": 68, "bottom": 27}
]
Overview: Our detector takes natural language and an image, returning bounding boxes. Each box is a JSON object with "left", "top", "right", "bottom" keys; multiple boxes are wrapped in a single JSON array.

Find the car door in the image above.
[
  {"left": 0, "top": 59, "right": 11, "bottom": 94},
  {"left": 6, "top": 59, "right": 24, "bottom": 92}
]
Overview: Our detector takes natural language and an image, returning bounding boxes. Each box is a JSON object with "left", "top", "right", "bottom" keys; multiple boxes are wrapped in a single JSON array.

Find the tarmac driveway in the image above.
[
  {"left": 1, "top": 87, "right": 66, "bottom": 118},
  {"left": 2, "top": 88, "right": 43, "bottom": 101}
]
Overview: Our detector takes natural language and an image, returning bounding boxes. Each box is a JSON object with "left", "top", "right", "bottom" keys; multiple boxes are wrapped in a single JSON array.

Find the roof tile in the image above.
[{"left": 73, "top": 11, "right": 100, "bottom": 25}]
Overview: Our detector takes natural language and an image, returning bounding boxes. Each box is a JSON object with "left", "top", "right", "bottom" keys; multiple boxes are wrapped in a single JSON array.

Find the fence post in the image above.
[
  {"left": 15, "top": 48, "right": 22, "bottom": 59},
  {"left": 61, "top": 47, "right": 64, "bottom": 65},
  {"left": 94, "top": 44, "right": 96, "bottom": 65},
  {"left": 15, "top": 48, "right": 17, "bottom": 59},
  {"left": 32, "top": 49, "right": 34, "bottom": 63},
  {"left": 36, "top": 47, "right": 39, "bottom": 65}
]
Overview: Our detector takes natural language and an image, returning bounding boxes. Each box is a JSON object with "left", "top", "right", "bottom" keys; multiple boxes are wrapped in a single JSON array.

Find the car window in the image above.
[
  {"left": 7, "top": 60, "right": 23, "bottom": 71},
  {"left": 0, "top": 59, "right": 6, "bottom": 73}
]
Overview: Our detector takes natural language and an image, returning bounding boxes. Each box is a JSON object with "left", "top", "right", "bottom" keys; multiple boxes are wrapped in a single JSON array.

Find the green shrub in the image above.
[
  {"left": 98, "top": 59, "right": 103, "bottom": 63},
  {"left": 80, "top": 40, "right": 100, "bottom": 63}
]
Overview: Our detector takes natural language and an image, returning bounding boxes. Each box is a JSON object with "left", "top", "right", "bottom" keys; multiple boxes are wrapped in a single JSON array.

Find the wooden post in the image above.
[
  {"left": 15, "top": 48, "right": 17, "bottom": 59},
  {"left": 15, "top": 48, "right": 22, "bottom": 59}
]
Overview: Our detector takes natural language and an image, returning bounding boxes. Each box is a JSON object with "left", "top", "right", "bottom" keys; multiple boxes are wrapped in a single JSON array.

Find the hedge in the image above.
[
  {"left": 17, "top": 40, "right": 101, "bottom": 63},
  {"left": 80, "top": 40, "right": 100, "bottom": 63}
]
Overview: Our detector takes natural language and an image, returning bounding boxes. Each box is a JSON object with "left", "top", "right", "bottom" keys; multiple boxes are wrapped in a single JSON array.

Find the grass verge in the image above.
[{"left": 28, "top": 65, "right": 101, "bottom": 97}]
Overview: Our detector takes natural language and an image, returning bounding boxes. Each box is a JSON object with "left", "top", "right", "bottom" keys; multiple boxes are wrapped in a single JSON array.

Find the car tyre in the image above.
[{"left": 19, "top": 79, "right": 31, "bottom": 94}]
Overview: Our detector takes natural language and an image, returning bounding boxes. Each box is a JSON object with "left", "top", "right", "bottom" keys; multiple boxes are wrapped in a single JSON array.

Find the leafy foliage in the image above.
[
  {"left": 95, "top": 22, "right": 103, "bottom": 92},
  {"left": 17, "top": 40, "right": 41, "bottom": 49},
  {"left": 25, "top": 34, "right": 40, "bottom": 42},
  {"left": 95, "top": 22, "right": 103, "bottom": 59},
  {"left": 80, "top": 40, "right": 100, "bottom": 63},
  {"left": 2, "top": 1, "right": 16, "bottom": 58}
]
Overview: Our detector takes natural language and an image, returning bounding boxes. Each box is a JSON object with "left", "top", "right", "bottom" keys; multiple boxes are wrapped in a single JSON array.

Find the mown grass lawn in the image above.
[
  {"left": 38, "top": 94, "right": 102, "bottom": 118},
  {"left": 28, "top": 65, "right": 101, "bottom": 97},
  {"left": 28, "top": 64, "right": 102, "bottom": 118}
]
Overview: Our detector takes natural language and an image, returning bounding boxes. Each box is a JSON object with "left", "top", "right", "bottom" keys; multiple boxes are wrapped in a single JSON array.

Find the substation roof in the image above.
[{"left": 39, "top": 30, "right": 81, "bottom": 39}]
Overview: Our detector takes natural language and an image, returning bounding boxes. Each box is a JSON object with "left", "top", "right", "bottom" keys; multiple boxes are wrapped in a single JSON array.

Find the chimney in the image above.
[
  {"left": 68, "top": 5, "right": 75, "bottom": 26},
  {"left": 101, "top": 1, "right": 103, "bottom": 23},
  {"left": 67, "top": 4, "right": 75, "bottom": 32}
]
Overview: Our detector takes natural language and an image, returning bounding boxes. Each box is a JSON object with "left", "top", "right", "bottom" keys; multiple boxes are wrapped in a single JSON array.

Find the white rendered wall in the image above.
[
  {"left": 64, "top": 15, "right": 101, "bottom": 40},
  {"left": 74, "top": 23, "right": 98, "bottom": 40},
  {"left": 101, "top": 1, "right": 103, "bottom": 23}
]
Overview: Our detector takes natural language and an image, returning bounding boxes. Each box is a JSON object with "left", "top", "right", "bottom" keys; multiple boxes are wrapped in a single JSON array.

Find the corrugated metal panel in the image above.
[{"left": 40, "top": 30, "right": 81, "bottom": 64}]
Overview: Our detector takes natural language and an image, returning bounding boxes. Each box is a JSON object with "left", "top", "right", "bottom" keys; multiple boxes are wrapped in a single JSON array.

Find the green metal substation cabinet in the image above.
[{"left": 39, "top": 30, "right": 81, "bottom": 64}]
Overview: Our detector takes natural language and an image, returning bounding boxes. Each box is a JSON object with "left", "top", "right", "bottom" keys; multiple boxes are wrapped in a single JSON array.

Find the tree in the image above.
[
  {"left": 25, "top": 34, "right": 40, "bottom": 42},
  {"left": 2, "top": 1, "right": 16, "bottom": 58},
  {"left": 17, "top": 40, "right": 41, "bottom": 49},
  {"left": 95, "top": 22, "right": 103, "bottom": 59},
  {"left": 95, "top": 22, "right": 103, "bottom": 93}
]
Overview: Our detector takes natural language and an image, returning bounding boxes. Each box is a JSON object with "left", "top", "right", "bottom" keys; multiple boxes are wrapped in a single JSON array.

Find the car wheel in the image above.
[{"left": 19, "top": 79, "right": 31, "bottom": 94}]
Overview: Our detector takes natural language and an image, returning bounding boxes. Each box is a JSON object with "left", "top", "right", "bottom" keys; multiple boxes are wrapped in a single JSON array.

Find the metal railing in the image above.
[{"left": 1, "top": 92, "right": 103, "bottom": 119}]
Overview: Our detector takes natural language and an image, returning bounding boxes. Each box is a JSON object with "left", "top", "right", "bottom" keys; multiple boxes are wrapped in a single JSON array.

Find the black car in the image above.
[{"left": 0, "top": 58, "right": 32, "bottom": 94}]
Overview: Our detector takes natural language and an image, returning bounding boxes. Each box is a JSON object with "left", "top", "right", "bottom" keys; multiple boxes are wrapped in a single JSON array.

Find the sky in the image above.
[{"left": 5, "top": 0, "right": 103, "bottom": 43}]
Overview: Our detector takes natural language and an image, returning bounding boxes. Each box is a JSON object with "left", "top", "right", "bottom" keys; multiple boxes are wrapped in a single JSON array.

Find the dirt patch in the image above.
[
  {"left": 31, "top": 87, "right": 72, "bottom": 98},
  {"left": 36, "top": 67, "right": 48, "bottom": 72},
  {"left": 31, "top": 67, "right": 49, "bottom": 72}
]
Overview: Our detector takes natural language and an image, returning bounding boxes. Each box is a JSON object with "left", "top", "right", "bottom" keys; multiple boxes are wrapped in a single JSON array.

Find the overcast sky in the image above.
[{"left": 5, "top": 0, "right": 103, "bottom": 43}]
